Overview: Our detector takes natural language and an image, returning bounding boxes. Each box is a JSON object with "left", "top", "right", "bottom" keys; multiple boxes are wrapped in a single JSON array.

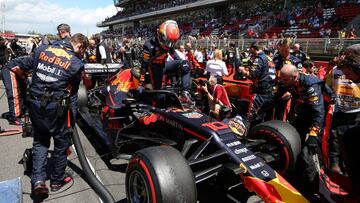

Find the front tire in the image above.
[
  {"left": 126, "top": 146, "right": 197, "bottom": 203},
  {"left": 248, "top": 120, "right": 301, "bottom": 175}
]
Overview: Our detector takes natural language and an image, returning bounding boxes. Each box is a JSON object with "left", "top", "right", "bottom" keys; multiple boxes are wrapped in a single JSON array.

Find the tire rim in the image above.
[
  {"left": 128, "top": 170, "right": 150, "bottom": 203},
  {"left": 262, "top": 138, "right": 288, "bottom": 173},
  {"left": 252, "top": 132, "right": 289, "bottom": 174}
]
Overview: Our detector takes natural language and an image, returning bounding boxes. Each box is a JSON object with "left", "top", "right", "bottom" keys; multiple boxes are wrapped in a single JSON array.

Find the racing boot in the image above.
[
  {"left": 8, "top": 117, "right": 24, "bottom": 126},
  {"left": 32, "top": 181, "right": 49, "bottom": 196},
  {"left": 50, "top": 171, "right": 73, "bottom": 192},
  {"left": 1, "top": 111, "right": 10, "bottom": 120}
]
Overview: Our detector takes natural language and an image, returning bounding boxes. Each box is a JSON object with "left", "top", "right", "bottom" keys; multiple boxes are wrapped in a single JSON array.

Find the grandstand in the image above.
[
  {"left": 263, "top": 2, "right": 360, "bottom": 38},
  {"left": 98, "top": 0, "right": 360, "bottom": 40},
  {"left": 97, "top": 0, "right": 283, "bottom": 38}
]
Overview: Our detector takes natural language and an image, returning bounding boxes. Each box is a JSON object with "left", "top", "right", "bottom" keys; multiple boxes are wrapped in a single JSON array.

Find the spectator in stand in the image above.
[
  {"left": 347, "top": 28, "right": 356, "bottom": 39},
  {"left": 325, "top": 28, "right": 332, "bottom": 38},
  {"left": 264, "top": 33, "right": 269, "bottom": 39},
  {"left": 338, "top": 28, "right": 346, "bottom": 39},
  {"left": 205, "top": 49, "right": 228, "bottom": 78},
  {"left": 247, "top": 28, "right": 255, "bottom": 38},
  {"left": 320, "top": 28, "right": 325, "bottom": 38},
  {"left": 271, "top": 32, "right": 278, "bottom": 39}
]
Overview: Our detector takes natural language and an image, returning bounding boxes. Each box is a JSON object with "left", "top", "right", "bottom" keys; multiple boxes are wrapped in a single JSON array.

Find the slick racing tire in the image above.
[
  {"left": 248, "top": 120, "right": 301, "bottom": 175},
  {"left": 126, "top": 146, "right": 197, "bottom": 203},
  {"left": 77, "top": 84, "right": 88, "bottom": 108}
]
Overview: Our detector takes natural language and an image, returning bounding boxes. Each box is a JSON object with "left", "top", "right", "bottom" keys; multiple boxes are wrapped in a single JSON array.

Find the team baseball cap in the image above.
[{"left": 57, "top": 23, "right": 71, "bottom": 32}]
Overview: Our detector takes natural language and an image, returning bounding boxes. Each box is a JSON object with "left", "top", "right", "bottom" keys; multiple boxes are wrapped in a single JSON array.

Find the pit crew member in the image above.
[
  {"left": 239, "top": 42, "right": 274, "bottom": 125},
  {"left": 12, "top": 33, "right": 89, "bottom": 195},
  {"left": 1, "top": 56, "right": 33, "bottom": 125}
]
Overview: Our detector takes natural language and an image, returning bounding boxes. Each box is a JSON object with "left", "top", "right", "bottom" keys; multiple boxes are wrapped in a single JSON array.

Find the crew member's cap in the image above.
[{"left": 57, "top": 23, "right": 71, "bottom": 32}]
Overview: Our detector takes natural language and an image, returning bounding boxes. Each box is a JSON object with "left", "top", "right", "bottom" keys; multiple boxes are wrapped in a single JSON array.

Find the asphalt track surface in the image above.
[{"left": 0, "top": 84, "right": 128, "bottom": 203}]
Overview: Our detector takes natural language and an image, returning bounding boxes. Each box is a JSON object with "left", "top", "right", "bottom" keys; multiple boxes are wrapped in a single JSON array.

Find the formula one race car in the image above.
[{"left": 77, "top": 69, "right": 308, "bottom": 203}]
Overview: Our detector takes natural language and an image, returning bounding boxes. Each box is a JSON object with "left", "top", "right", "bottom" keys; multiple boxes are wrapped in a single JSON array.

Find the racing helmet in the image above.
[{"left": 157, "top": 20, "right": 180, "bottom": 49}]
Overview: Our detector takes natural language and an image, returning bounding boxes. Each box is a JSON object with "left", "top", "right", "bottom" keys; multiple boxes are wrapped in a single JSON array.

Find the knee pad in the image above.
[{"left": 180, "top": 60, "right": 190, "bottom": 74}]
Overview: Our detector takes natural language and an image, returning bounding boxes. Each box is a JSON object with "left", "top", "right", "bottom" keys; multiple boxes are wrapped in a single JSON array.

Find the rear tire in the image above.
[
  {"left": 126, "top": 146, "right": 197, "bottom": 203},
  {"left": 248, "top": 120, "right": 301, "bottom": 175},
  {"left": 77, "top": 84, "right": 88, "bottom": 108}
]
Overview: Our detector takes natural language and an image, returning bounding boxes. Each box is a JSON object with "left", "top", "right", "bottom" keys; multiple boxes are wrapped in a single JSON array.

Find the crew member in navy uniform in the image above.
[
  {"left": 278, "top": 64, "right": 325, "bottom": 142},
  {"left": 141, "top": 20, "right": 192, "bottom": 101},
  {"left": 1, "top": 56, "right": 33, "bottom": 125},
  {"left": 272, "top": 38, "right": 303, "bottom": 120},
  {"left": 8, "top": 33, "right": 89, "bottom": 196},
  {"left": 273, "top": 38, "right": 302, "bottom": 76},
  {"left": 0, "top": 37, "right": 8, "bottom": 66},
  {"left": 55, "top": 23, "right": 71, "bottom": 45},
  {"left": 85, "top": 38, "right": 97, "bottom": 63},
  {"left": 278, "top": 64, "right": 327, "bottom": 198},
  {"left": 239, "top": 42, "right": 274, "bottom": 125},
  {"left": 292, "top": 43, "right": 309, "bottom": 63}
]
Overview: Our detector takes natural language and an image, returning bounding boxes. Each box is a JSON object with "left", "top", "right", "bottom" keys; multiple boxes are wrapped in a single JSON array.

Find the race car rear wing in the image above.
[{"left": 84, "top": 63, "right": 124, "bottom": 74}]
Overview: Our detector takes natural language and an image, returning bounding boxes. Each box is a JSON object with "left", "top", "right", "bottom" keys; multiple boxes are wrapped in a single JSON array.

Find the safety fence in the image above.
[
  {"left": 130, "top": 38, "right": 360, "bottom": 56},
  {"left": 176, "top": 38, "right": 360, "bottom": 56}
]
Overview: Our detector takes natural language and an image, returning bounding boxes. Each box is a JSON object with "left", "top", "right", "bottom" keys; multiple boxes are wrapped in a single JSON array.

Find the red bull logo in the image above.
[
  {"left": 111, "top": 69, "right": 134, "bottom": 93},
  {"left": 39, "top": 52, "right": 71, "bottom": 69}
]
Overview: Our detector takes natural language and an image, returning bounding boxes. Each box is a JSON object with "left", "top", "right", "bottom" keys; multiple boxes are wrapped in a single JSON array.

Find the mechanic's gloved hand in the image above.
[{"left": 305, "top": 134, "right": 318, "bottom": 154}]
